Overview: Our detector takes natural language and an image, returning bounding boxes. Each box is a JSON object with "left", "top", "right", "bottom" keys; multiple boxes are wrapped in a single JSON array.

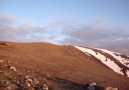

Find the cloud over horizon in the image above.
[
  {"left": 0, "top": 13, "right": 19, "bottom": 25},
  {"left": 0, "top": 13, "right": 129, "bottom": 55},
  {"left": 0, "top": 13, "right": 48, "bottom": 42}
]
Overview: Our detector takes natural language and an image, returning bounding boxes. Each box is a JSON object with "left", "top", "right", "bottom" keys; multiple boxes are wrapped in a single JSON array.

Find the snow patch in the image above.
[
  {"left": 75, "top": 46, "right": 125, "bottom": 76},
  {"left": 96, "top": 48, "right": 129, "bottom": 68}
]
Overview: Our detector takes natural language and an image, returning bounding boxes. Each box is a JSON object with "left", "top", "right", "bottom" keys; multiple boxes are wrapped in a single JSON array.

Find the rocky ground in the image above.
[
  {"left": 0, "top": 59, "right": 49, "bottom": 90},
  {"left": 0, "top": 59, "right": 119, "bottom": 90}
]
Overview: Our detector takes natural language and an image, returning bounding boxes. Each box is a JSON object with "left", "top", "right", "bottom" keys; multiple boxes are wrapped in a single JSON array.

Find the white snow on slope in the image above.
[
  {"left": 75, "top": 46, "right": 129, "bottom": 77},
  {"left": 96, "top": 48, "right": 129, "bottom": 68}
]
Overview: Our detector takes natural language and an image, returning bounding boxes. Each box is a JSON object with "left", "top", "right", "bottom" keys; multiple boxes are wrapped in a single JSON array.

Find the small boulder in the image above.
[
  {"left": 43, "top": 84, "right": 48, "bottom": 90},
  {"left": 33, "top": 78, "right": 39, "bottom": 84},
  {"left": 25, "top": 75, "right": 30, "bottom": 79},
  {"left": 26, "top": 79, "right": 33, "bottom": 84},
  {"left": 84, "top": 84, "right": 94, "bottom": 90},
  {"left": 7, "top": 61, "right": 10, "bottom": 63},
  {"left": 84, "top": 83, "right": 104, "bottom": 90},
  {"left": 6, "top": 86, "right": 11, "bottom": 90},
  {"left": 10, "top": 66, "right": 17, "bottom": 71},
  {"left": 24, "top": 81, "right": 35, "bottom": 90},
  {"left": 90, "top": 83, "right": 97, "bottom": 86},
  {"left": 25, "top": 81, "right": 31, "bottom": 87},
  {"left": 0, "top": 60, "right": 4, "bottom": 63}
]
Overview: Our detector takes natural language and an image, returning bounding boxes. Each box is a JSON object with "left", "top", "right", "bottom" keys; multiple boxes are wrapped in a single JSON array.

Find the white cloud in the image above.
[
  {"left": 0, "top": 13, "right": 129, "bottom": 55},
  {"left": 0, "top": 13, "right": 20, "bottom": 25},
  {"left": 0, "top": 13, "right": 47, "bottom": 42},
  {"left": 51, "top": 19, "right": 129, "bottom": 55}
]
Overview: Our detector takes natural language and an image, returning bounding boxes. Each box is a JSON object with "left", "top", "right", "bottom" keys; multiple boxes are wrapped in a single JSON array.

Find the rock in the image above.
[
  {"left": 84, "top": 83, "right": 104, "bottom": 90},
  {"left": 84, "top": 84, "right": 94, "bottom": 90},
  {"left": 25, "top": 75, "right": 30, "bottom": 79},
  {"left": 24, "top": 81, "right": 35, "bottom": 90},
  {"left": 27, "top": 79, "right": 33, "bottom": 82},
  {"left": 7, "top": 61, "right": 10, "bottom": 63},
  {"left": 90, "top": 83, "right": 97, "bottom": 86},
  {"left": 33, "top": 78, "right": 39, "bottom": 84},
  {"left": 106, "top": 87, "right": 118, "bottom": 90},
  {"left": 43, "top": 78, "right": 46, "bottom": 80},
  {"left": 4, "top": 72, "right": 8, "bottom": 75},
  {"left": 0, "top": 60, "right": 4, "bottom": 63},
  {"left": 5, "top": 64, "right": 8, "bottom": 67},
  {"left": 10, "top": 66, "right": 17, "bottom": 71},
  {"left": 6, "top": 86, "right": 11, "bottom": 90},
  {"left": 25, "top": 81, "right": 31, "bottom": 87},
  {"left": 43, "top": 84, "right": 48, "bottom": 90},
  {"left": 26, "top": 78, "right": 33, "bottom": 86}
]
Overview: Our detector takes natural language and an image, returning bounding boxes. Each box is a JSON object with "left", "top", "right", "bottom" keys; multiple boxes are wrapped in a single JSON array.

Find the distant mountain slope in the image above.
[{"left": 75, "top": 46, "right": 129, "bottom": 77}]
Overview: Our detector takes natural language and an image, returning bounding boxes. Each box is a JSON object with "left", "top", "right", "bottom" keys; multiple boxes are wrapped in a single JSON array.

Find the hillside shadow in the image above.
[{"left": 47, "top": 77, "right": 85, "bottom": 90}]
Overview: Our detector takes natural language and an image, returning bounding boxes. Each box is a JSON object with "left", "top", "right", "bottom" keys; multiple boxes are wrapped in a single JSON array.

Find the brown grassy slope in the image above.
[{"left": 0, "top": 42, "right": 129, "bottom": 90}]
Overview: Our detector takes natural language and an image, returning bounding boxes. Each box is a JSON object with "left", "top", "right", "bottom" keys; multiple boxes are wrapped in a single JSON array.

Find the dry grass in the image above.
[{"left": 0, "top": 42, "right": 129, "bottom": 90}]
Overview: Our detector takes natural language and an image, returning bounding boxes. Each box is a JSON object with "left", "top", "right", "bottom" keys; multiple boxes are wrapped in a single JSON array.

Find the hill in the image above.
[{"left": 0, "top": 42, "right": 129, "bottom": 90}]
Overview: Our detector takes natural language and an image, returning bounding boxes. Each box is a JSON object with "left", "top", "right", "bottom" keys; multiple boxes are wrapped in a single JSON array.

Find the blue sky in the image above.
[
  {"left": 1, "top": 0, "right": 129, "bottom": 27},
  {"left": 0, "top": 0, "right": 129, "bottom": 55}
]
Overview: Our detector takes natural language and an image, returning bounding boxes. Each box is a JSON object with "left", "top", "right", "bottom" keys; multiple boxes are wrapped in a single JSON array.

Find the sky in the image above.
[{"left": 0, "top": 0, "right": 129, "bottom": 55}]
